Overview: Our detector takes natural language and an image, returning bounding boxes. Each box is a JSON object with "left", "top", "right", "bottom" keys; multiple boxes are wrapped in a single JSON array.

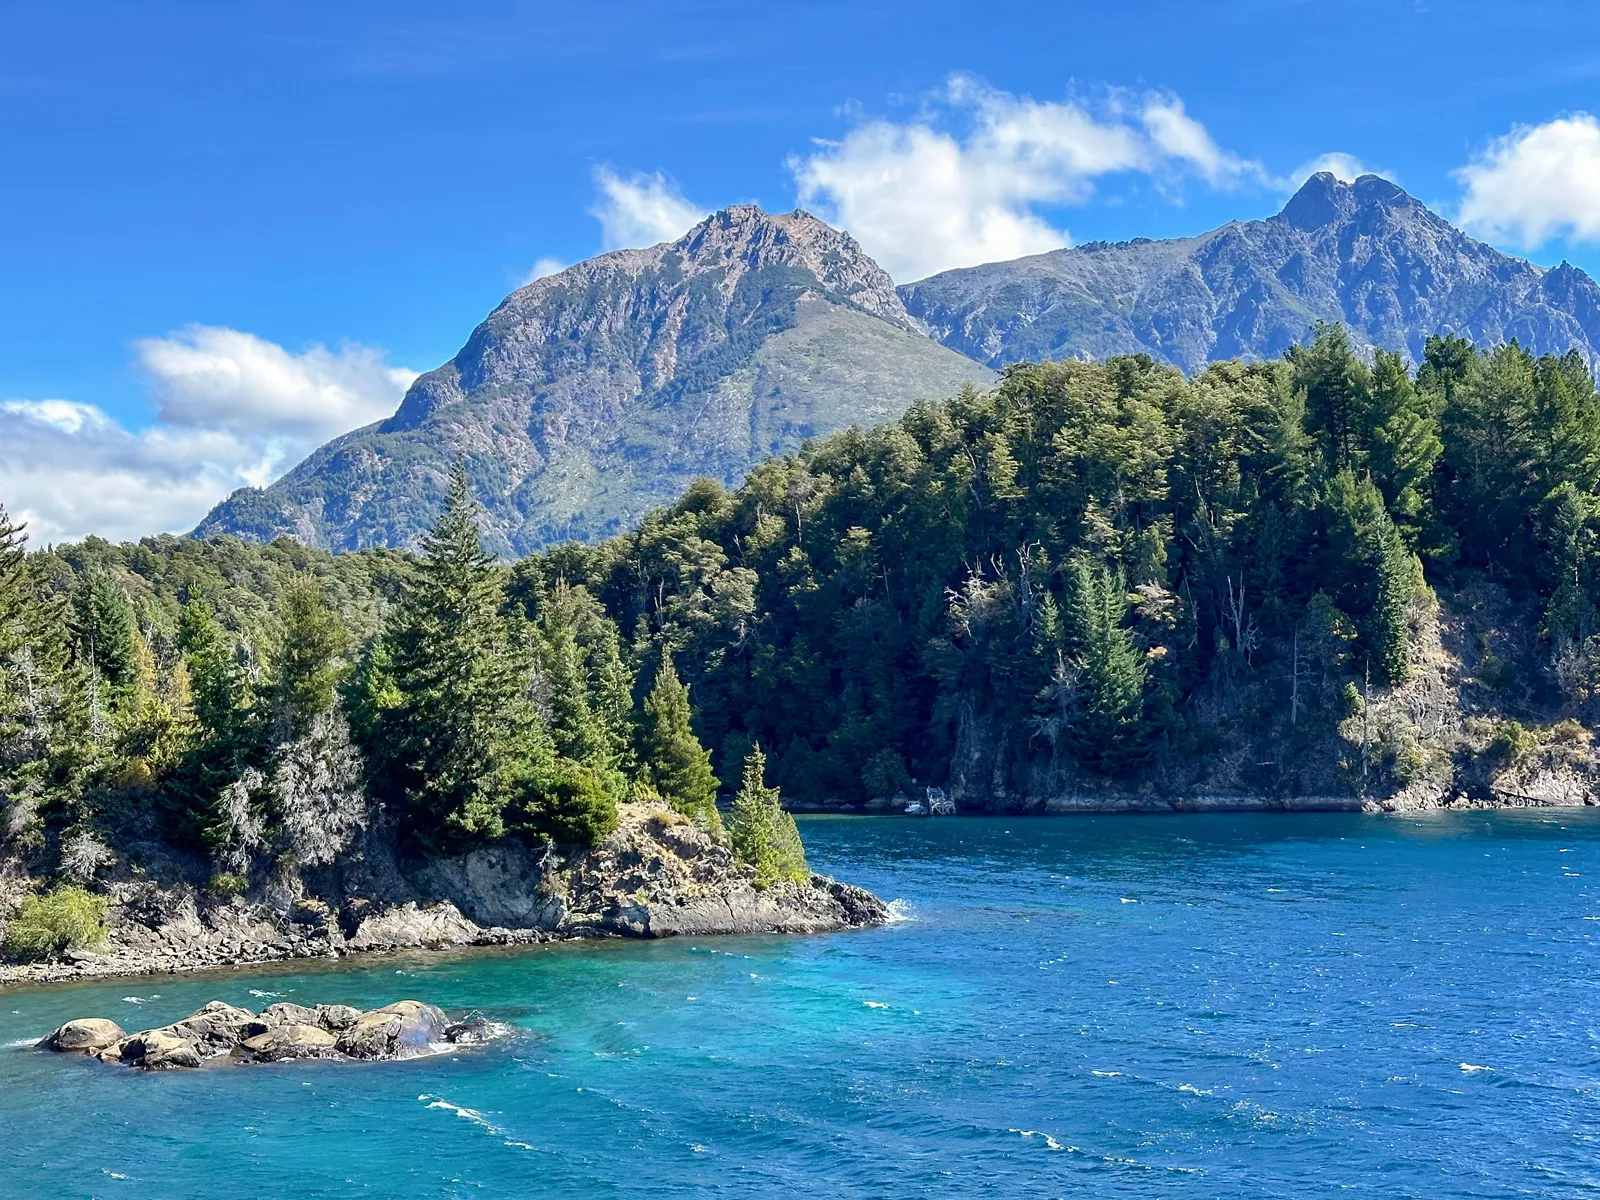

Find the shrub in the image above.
[
  {"left": 1490, "top": 720, "right": 1536, "bottom": 764},
  {"left": 538, "top": 760, "right": 619, "bottom": 848},
  {"left": 2, "top": 887, "right": 109, "bottom": 961},
  {"left": 728, "top": 747, "right": 809, "bottom": 889},
  {"left": 207, "top": 871, "right": 248, "bottom": 898}
]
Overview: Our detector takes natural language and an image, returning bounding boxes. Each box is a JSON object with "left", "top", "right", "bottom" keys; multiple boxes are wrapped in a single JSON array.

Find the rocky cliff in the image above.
[
  {"left": 196, "top": 207, "right": 992, "bottom": 555},
  {"left": 0, "top": 802, "right": 889, "bottom": 985},
  {"left": 900, "top": 173, "right": 1600, "bottom": 375}
]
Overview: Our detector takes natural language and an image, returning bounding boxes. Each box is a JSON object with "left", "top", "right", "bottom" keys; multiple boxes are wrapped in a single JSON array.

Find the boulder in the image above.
[
  {"left": 314, "top": 1004, "right": 361, "bottom": 1031},
  {"left": 236, "top": 1023, "right": 338, "bottom": 1063},
  {"left": 260, "top": 1002, "right": 320, "bottom": 1027},
  {"left": 38, "top": 1018, "right": 126, "bottom": 1054},
  {"left": 336, "top": 1000, "right": 447, "bottom": 1060},
  {"left": 162, "top": 1001, "right": 258, "bottom": 1056},
  {"left": 119, "top": 1029, "right": 202, "bottom": 1070}
]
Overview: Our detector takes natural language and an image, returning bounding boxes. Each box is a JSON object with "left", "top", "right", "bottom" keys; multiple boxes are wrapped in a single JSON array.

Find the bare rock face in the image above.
[{"left": 346, "top": 902, "right": 479, "bottom": 952}]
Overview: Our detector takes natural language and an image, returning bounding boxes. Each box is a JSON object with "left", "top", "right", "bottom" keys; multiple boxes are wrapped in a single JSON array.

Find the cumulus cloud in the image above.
[
  {"left": 791, "top": 75, "right": 1268, "bottom": 281},
  {"left": 589, "top": 167, "right": 708, "bottom": 250},
  {"left": 0, "top": 327, "right": 416, "bottom": 545},
  {"left": 1455, "top": 113, "right": 1600, "bottom": 247},
  {"left": 1286, "top": 152, "right": 1374, "bottom": 187}
]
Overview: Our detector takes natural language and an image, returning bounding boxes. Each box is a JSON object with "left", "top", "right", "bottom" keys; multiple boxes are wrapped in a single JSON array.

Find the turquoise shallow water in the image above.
[{"left": 4, "top": 810, "right": 1600, "bottom": 1199}]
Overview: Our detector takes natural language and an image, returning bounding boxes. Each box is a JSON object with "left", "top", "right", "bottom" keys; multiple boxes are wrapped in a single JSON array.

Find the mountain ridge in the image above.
[
  {"left": 198, "top": 176, "right": 1600, "bottom": 555},
  {"left": 196, "top": 206, "right": 991, "bottom": 554},
  {"left": 898, "top": 172, "right": 1600, "bottom": 374}
]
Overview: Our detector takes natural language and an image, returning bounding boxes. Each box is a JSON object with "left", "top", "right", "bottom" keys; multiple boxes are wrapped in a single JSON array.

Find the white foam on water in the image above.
[
  {"left": 248, "top": 989, "right": 284, "bottom": 999},
  {"left": 863, "top": 1001, "right": 889, "bottom": 1009},
  {"left": 6, "top": 1037, "right": 39, "bottom": 1048},
  {"left": 419, "top": 1094, "right": 532, "bottom": 1150},
  {"left": 121, "top": 997, "right": 150, "bottom": 1005},
  {"left": 884, "top": 899, "right": 917, "bottom": 924},
  {"left": 1091, "top": 1070, "right": 1122, "bottom": 1077},
  {"left": 1460, "top": 1062, "right": 1492, "bottom": 1073},
  {"left": 1010, "top": 1128, "right": 1065, "bottom": 1151},
  {"left": 1120, "top": 897, "right": 1138, "bottom": 903}
]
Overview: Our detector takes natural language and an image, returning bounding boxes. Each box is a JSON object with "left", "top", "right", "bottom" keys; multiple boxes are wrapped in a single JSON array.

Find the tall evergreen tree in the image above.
[
  {"left": 641, "top": 648, "right": 720, "bottom": 830},
  {"left": 1294, "top": 323, "right": 1372, "bottom": 473},
  {"left": 728, "top": 745, "right": 807, "bottom": 887},
  {"left": 1061, "top": 560, "right": 1147, "bottom": 773},
  {"left": 379, "top": 462, "right": 552, "bottom": 845}
]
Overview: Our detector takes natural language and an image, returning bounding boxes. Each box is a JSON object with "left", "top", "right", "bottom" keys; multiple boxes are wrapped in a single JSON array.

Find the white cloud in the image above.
[
  {"left": 791, "top": 75, "right": 1268, "bottom": 281},
  {"left": 1285, "top": 152, "right": 1373, "bottom": 187},
  {"left": 0, "top": 327, "right": 416, "bottom": 545},
  {"left": 1455, "top": 113, "right": 1600, "bottom": 247},
  {"left": 521, "top": 256, "right": 567, "bottom": 285},
  {"left": 589, "top": 167, "right": 708, "bottom": 250}
]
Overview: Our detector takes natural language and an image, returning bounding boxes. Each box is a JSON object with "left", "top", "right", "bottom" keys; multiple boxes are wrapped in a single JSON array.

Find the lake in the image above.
[{"left": 3, "top": 809, "right": 1597, "bottom": 1198}]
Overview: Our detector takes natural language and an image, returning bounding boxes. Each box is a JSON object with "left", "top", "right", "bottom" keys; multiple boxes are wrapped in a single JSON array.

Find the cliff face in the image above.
[
  {"left": 900, "top": 173, "right": 1600, "bottom": 375},
  {"left": 196, "top": 207, "right": 992, "bottom": 555}
]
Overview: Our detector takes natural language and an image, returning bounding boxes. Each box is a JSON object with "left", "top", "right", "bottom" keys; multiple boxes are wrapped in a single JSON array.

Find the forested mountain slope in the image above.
[
  {"left": 900, "top": 172, "right": 1600, "bottom": 375},
  {"left": 195, "top": 206, "right": 992, "bottom": 555}
]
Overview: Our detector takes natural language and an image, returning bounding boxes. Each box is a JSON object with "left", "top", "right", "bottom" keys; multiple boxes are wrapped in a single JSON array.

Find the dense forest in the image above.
[{"left": 3, "top": 325, "right": 1600, "bottom": 896}]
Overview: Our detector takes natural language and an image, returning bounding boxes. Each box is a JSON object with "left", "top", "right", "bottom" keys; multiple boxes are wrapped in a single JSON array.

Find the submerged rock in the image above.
[{"left": 40, "top": 998, "right": 494, "bottom": 1070}]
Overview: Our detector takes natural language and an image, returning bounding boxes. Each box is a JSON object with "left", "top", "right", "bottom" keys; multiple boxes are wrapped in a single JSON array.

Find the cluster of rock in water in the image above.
[{"left": 37, "top": 999, "right": 501, "bottom": 1069}]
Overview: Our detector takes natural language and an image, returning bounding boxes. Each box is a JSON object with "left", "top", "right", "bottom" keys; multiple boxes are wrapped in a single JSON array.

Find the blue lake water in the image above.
[{"left": 4, "top": 810, "right": 1600, "bottom": 1199}]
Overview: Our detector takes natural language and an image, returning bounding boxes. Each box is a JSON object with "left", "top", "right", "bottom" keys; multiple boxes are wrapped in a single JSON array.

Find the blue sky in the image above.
[{"left": 5, "top": 0, "right": 1600, "bottom": 541}]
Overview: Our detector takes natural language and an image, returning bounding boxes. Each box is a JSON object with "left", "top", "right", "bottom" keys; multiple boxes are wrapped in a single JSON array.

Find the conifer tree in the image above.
[
  {"left": 74, "top": 570, "right": 139, "bottom": 688},
  {"left": 380, "top": 462, "right": 551, "bottom": 845},
  {"left": 1367, "top": 349, "right": 1442, "bottom": 540},
  {"left": 641, "top": 648, "right": 720, "bottom": 831},
  {"left": 1062, "top": 560, "right": 1147, "bottom": 773},
  {"left": 1294, "top": 323, "right": 1372, "bottom": 473},
  {"left": 728, "top": 745, "right": 807, "bottom": 887},
  {"left": 271, "top": 581, "right": 348, "bottom": 738}
]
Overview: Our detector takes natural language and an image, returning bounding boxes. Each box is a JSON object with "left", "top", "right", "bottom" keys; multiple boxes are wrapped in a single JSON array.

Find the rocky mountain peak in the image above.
[
  {"left": 674, "top": 204, "right": 912, "bottom": 328},
  {"left": 1279, "top": 171, "right": 1426, "bottom": 232}
]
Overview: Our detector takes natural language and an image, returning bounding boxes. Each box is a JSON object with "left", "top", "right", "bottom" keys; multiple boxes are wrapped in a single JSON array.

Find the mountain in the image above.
[
  {"left": 197, "top": 206, "right": 993, "bottom": 554},
  {"left": 899, "top": 172, "right": 1600, "bottom": 374}
]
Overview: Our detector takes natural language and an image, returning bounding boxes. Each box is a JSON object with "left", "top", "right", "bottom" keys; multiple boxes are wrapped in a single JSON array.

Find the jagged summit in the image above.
[
  {"left": 900, "top": 175, "right": 1600, "bottom": 374},
  {"left": 196, "top": 204, "right": 990, "bottom": 554}
]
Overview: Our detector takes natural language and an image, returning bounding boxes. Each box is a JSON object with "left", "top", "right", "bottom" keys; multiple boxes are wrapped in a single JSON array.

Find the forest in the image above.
[{"left": 3, "top": 325, "right": 1599, "bottom": 893}]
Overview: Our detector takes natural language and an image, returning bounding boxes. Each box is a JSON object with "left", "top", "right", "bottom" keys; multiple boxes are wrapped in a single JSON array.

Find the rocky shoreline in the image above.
[{"left": 0, "top": 801, "right": 889, "bottom": 987}]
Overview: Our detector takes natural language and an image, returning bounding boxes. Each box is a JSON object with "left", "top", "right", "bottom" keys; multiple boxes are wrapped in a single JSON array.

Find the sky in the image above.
[{"left": 5, "top": 0, "right": 1600, "bottom": 543}]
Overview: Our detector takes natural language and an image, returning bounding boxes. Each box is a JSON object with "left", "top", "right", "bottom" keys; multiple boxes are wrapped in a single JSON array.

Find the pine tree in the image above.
[
  {"left": 271, "top": 581, "right": 347, "bottom": 738},
  {"left": 641, "top": 648, "right": 720, "bottom": 831},
  {"left": 73, "top": 569, "right": 138, "bottom": 688},
  {"left": 380, "top": 462, "right": 551, "bottom": 846},
  {"left": 1062, "top": 560, "right": 1147, "bottom": 773},
  {"left": 1367, "top": 349, "right": 1442, "bottom": 541},
  {"left": 728, "top": 745, "right": 807, "bottom": 887},
  {"left": 1294, "top": 323, "right": 1373, "bottom": 473}
]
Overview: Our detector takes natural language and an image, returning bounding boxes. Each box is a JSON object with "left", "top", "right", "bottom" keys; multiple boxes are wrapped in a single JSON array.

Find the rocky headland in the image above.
[{"left": 0, "top": 801, "right": 888, "bottom": 986}]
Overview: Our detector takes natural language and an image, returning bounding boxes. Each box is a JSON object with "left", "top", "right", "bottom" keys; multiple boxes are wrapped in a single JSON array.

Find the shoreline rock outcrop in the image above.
[
  {"left": 38, "top": 999, "right": 485, "bottom": 1069},
  {"left": 0, "top": 801, "right": 890, "bottom": 986}
]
